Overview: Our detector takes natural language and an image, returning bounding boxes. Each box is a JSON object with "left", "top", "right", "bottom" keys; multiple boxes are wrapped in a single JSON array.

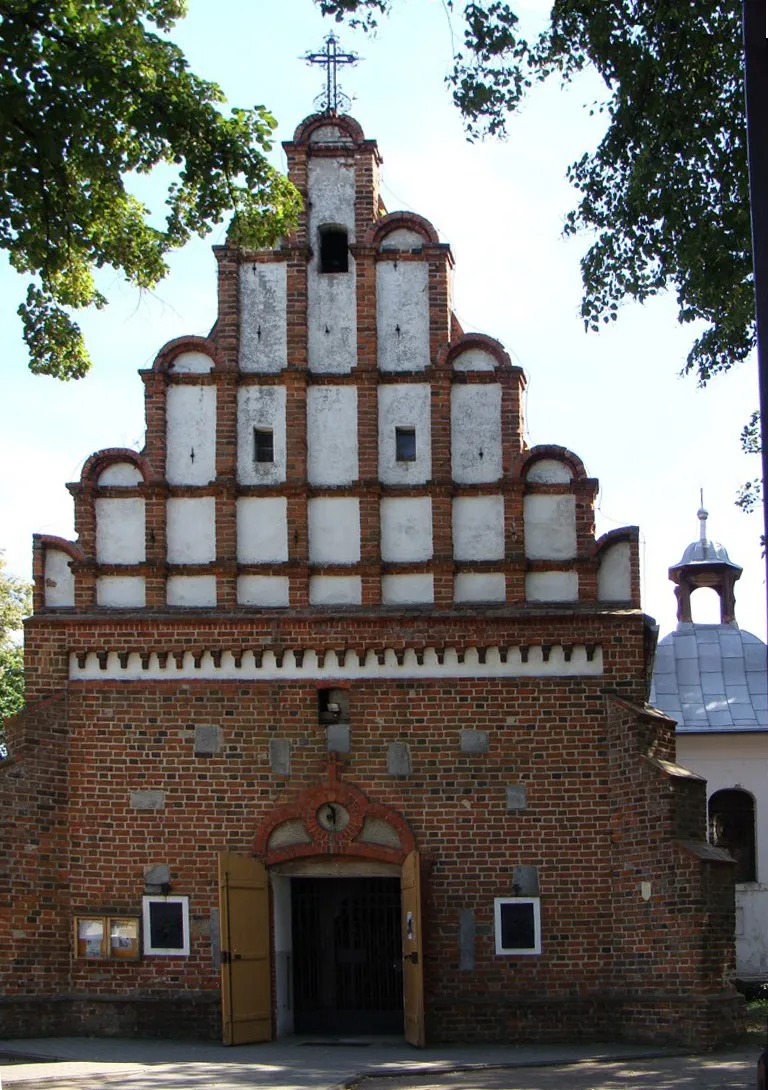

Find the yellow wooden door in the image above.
[
  {"left": 218, "top": 852, "right": 272, "bottom": 1045},
  {"left": 401, "top": 850, "right": 425, "bottom": 1047}
]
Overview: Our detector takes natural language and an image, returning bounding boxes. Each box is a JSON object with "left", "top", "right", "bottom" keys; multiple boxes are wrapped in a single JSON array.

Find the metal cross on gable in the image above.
[{"left": 303, "top": 32, "right": 359, "bottom": 116}]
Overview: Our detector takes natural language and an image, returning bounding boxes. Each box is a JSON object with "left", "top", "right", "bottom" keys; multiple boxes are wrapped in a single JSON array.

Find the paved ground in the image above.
[{"left": 0, "top": 1037, "right": 757, "bottom": 1090}]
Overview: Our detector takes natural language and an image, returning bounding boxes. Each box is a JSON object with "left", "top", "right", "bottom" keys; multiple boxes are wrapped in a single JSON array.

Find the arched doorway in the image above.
[{"left": 218, "top": 759, "right": 424, "bottom": 1046}]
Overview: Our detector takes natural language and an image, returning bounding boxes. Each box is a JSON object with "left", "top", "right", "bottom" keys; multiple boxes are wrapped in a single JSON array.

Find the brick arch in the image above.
[
  {"left": 34, "top": 534, "right": 85, "bottom": 563},
  {"left": 79, "top": 448, "right": 155, "bottom": 486},
  {"left": 514, "top": 444, "right": 588, "bottom": 481},
  {"left": 366, "top": 211, "right": 439, "bottom": 249},
  {"left": 594, "top": 525, "right": 638, "bottom": 560},
  {"left": 292, "top": 112, "right": 366, "bottom": 146},
  {"left": 438, "top": 332, "right": 512, "bottom": 370},
  {"left": 253, "top": 759, "right": 416, "bottom": 867},
  {"left": 151, "top": 335, "right": 220, "bottom": 373}
]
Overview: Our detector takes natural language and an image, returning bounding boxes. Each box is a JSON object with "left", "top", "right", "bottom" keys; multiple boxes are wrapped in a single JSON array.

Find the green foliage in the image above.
[
  {"left": 0, "top": 644, "right": 25, "bottom": 725},
  {"left": 0, "top": 0, "right": 302, "bottom": 378},
  {"left": 737, "top": 411, "right": 762, "bottom": 515},
  {"left": 0, "top": 553, "right": 31, "bottom": 750},
  {"left": 319, "top": 0, "right": 753, "bottom": 384}
]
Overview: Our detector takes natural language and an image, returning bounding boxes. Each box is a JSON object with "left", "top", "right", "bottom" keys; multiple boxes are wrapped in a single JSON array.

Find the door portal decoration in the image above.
[{"left": 253, "top": 755, "right": 416, "bottom": 866}]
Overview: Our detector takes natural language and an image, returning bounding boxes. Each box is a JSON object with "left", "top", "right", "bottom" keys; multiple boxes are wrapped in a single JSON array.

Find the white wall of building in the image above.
[
  {"left": 239, "top": 263, "right": 288, "bottom": 373},
  {"left": 380, "top": 497, "right": 433, "bottom": 562},
  {"left": 236, "top": 497, "right": 289, "bottom": 563},
  {"left": 44, "top": 549, "right": 75, "bottom": 607},
  {"left": 376, "top": 262, "right": 430, "bottom": 372},
  {"left": 307, "top": 386, "right": 359, "bottom": 485},
  {"left": 677, "top": 732, "right": 768, "bottom": 979},
  {"left": 237, "top": 386, "right": 286, "bottom": 485},
  {"left": 378, "top": 384, "right": 431, "bottom": 484},
  {"left": 523, "top": 494, "right": 577, "bottom": 559},
  {"left": 166, "top": 497, "right": 216, "bottom": 564},
  {"left": 166, "top": 385, "right": 217, "bottom": 486},
  {"left": 450, "top": 385, "right": 502, "bottom": 483},
  {"left": 307, "top": 158, "right": 357, "bottom": 373},
  {"left": 308, "top": 497, "right": 361, "bottom": 564},
  {"left": 95, "top": 498, "right": 145, "bottom": 564}
]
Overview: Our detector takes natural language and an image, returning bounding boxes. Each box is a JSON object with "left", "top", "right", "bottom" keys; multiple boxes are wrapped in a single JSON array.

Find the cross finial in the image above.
[{"left": 303, "top": 32, "right": 359, "bottom": 116}]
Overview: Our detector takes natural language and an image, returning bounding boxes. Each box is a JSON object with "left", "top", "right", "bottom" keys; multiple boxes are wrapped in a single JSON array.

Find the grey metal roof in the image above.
[
  {"left": 673, "top": 537, "right": 741, "bottom": 570},
  {"left": 650, "top": 623, "right": 768, "bottom": 732}
]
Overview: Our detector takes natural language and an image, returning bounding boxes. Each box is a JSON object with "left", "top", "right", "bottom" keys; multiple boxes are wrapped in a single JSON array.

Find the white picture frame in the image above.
[
  {"left": 142, "top": 895, "right": 190, "bottom": 956},
  {"left": 494, "top": 897, "right": 541, "bottom": 956}
]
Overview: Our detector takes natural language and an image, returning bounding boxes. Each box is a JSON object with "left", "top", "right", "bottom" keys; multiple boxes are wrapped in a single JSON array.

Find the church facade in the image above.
[{"left": 1, "top": 112, "right": 743, "bottom": 1047}]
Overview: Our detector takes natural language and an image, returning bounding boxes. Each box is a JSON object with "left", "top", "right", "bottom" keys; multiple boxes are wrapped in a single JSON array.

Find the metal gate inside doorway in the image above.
[{"left": 291, "top": 876, "right": 403, "bottom": 1034}]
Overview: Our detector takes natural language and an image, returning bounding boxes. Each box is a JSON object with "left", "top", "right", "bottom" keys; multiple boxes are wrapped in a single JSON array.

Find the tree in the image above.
[
  {"left": 319, "top": 0, "right": 753, "bottom": 386},
  {"left": 0, "top": 554, "right": 31, "bottom": 750},
  {"left": 0, "top": 0, "right": 301, "bottom": 379}
]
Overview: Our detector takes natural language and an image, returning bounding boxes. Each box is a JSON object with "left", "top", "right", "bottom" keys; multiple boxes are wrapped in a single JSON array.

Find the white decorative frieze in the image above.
[{"left": 69, "top": 643, "right": 603, "bottom": 681}]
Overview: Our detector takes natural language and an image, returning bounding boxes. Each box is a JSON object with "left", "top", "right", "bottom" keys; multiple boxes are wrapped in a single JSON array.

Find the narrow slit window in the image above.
[
  {"left": 254, "top": 428, "right": 274, "bottom": 464},
  {"left": 395, "top": 427, "right": 417, "bottom": 463},
  {"left": 319, "top": 226, "right": 349, "bottom": 273}
]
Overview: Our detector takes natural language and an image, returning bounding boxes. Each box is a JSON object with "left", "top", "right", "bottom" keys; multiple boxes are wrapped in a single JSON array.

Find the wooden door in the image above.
[
  {"left": 218, "top": 852, "right": 272, "bottom": 1045},
  {"left": 400, "top": 850, "right": 425, "bottom": 1047}
]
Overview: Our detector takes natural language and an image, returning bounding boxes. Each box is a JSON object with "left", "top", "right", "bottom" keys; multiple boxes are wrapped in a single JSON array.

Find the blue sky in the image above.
[{"left": 0, "top": 0, "right": 763, "bottom": 640}]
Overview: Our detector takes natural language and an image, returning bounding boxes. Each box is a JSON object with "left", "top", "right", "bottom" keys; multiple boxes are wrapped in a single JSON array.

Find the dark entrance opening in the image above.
[{"left": 292, "top": 876, "right": 403, "bottom": 1034}]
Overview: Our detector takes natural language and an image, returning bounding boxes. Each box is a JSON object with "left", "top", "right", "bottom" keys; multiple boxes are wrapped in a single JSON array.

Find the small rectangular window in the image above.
[
  {"left": 75, "top": 915, "right": 140, "bottom": 960},
  {"left": 142, "top": 895, "right": 190, "bottom": 956},
  {"left": 254, "top": 428, "right": 274, "bottom": 464},
  {"left": 494, "top": 897, "right": 541, "bottom": 955},
  {"left": 320, "top": 227, "right": 349, "bottom": 273},
  {"left": 395, "top": 427, "right": 416, "bottom": 462}
]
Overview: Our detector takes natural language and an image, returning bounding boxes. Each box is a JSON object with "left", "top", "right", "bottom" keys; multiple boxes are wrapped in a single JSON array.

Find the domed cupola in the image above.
[
  {"left": 650, "top": 499, "right": 766, "bottom": 732},
  {"left": 669, "top": 497, "right": 743, "bottom": 625}
]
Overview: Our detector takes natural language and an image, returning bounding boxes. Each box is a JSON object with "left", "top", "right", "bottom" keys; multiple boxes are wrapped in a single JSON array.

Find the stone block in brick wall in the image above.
[
  {"left": 459, "top": 909, "right": 475, "bottom": 971},
  {"left": 506, "top": 784, "right": 527, "bottom": 811},
  {"left": 143, "top": 863, "right": 170, "bottom": 890},
  {"left": 460, "top": 729, "right": 489, "bottom": 754},
  {"left": 512, "top": 864, "right": 539, "bottom": 896},
  {"left": 326, "top": 724, "right": 350, "bottom": 753},
  {"left": 269, "top": 738, "right": 291, "bottom": 776},
  {"left": 387, "top": 741, "right": 411, "bottom": 777},
  {"left": 194, "top": 724, "right": 222, "bottom": 755},
  {"left": 130, "top": 790, "right": 165, "bottom": 810}
]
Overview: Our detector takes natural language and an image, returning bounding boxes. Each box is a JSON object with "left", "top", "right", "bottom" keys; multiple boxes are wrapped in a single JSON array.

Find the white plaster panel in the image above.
[
  {"left": 308, "top": 269, "right": 358, "bottom": 374},
  {"left": 454, "top": 572, "right": 506, "bottom": 603},
  {"left": 380, "top": 228, "right": 424, "bottom": 251},
  {"left": 98, "top": 462, "right": 142, "bottom": 486},
  {"left": 450, "top": 385, "right": 503, "bottom": 483},
  {"left": 526, "top": 572, "right": 579, "bottom": 602},
  {"left": 71, "top": 643, "right": 604, "bottom": 682},
  {"left": 377, "top": 384, "right": 432, "bottom": 484},
  {"left": 166, "top": 575, "right": 217, "bottom": 607},
  {"left": 44, "top": 549, "right": 74, "bottom": 606},
  {"left": 309, "top": 576, "right": 362, "bottom": 606},
  {"left": 169, "top": 350, "right": 213, "bottom": 374},
  {"left": 96, "top": 576, "right": 146, "bottom": 608},
  {"left": 307, "top": 386, "right": 359, "bottom": 485},
  {"left": 453, "top": 496, "right": 505, "bottom": 561},
  {"left": 237, "top": 575, "right": 290, "bottom": 607},
  {"left": 380, "top": 498, "right": 433, "bottom": 562},
  {"left": 523, "top": 494, "right": 577, "bottom": 559},
  {"left": 526, "top": 458, "right": 573, "bottom": 484},
  {"left": 381, "top": 574, "right": 434, "bottom": 605},
  {"left": 308, "top": 498, "right": 360, "bottom": 564},
  {"left": 377, "top": 262, "right": 430, "bottom": 372},
  {"left": 166, "top": 385, "right": 217, "bottom": 485},
  {"left": 309, "top": 158, "right": 356, "bottom": 235},
  {"left": 598, "top": 542, "right": 632, "bottom": 601},
  {"left": 95, "top": 498, "right": 145, "bottom": 564},
  {"left": 239, "top": 263, "right": 287, "bottom": 373},
  {"left": 236, "top": 497, "right": 288, "bottom": 563},
  {"left": 452, "top": 348, "right": 496, "bottom": 372},
  {"left": 166, "top": 497, "right": 216, "bottom": 564},
  {"left": 237, "top": 386, "right": 286, "bottom": 485},
  {"left": 307, "top": 158, "right": 357, "bottom": 374},
  {"left": 309, "top": 124, "right": 353, "bottom": 144}
]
